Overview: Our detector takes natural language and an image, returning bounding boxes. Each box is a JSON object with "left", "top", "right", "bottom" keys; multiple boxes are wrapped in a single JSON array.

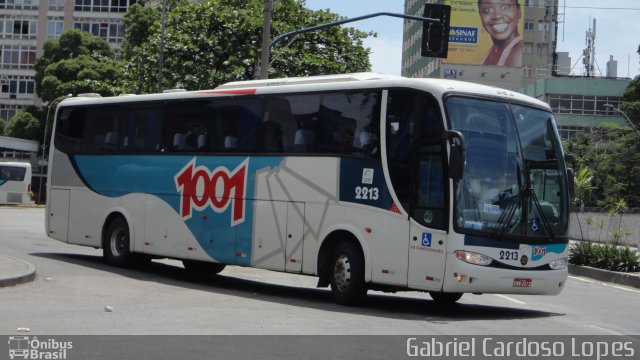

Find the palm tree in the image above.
[{"left": 573, "top": 167, "right": 594, "bottom": 241}]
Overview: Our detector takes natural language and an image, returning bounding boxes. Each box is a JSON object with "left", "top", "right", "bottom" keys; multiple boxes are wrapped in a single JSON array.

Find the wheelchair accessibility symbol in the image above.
[
  {"left": 531, "top": 218, "right": 540, "bottom": 232},
  {"left": 421, "top": 233, "right": 432, "bottom": 247}
]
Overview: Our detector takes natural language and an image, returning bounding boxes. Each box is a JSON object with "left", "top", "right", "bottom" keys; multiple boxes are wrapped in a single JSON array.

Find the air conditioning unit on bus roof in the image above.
[
  {"left": 76, "top": 93, "right": 102, "bottom": 98},
  {"left": 216, "top": 72, "right": 397, "bottom": 90}
]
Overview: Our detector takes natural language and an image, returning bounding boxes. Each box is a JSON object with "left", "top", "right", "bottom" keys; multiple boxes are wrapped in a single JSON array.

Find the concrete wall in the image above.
[{"left": 570, "top": 211, "right": 640, "bottom": 247}]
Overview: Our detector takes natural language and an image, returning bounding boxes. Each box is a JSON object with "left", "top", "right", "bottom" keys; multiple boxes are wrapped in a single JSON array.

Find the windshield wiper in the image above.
[
  {"left": 497, "top": 184, "right": 526, "bottom": 236},
  {"left": 528, "top": 186, "right": 557, "bottom": 242}
]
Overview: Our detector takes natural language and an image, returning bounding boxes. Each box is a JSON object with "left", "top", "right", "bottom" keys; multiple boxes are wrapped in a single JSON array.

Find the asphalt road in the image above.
[{"left": 1, "top": 207, "right": 639, "bottom": 339}]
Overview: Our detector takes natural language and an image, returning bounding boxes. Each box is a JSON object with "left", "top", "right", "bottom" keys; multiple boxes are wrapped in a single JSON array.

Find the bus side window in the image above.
[
  {"left": 81, "top": 106, "right": 121, "bottom": 153},
  {"left": 55, "top": 107, "right": 85, "bottom": 154},
  {"left": 165, "top": 101, "right": 209, "bottom": 152},
  {"left": 236, "top": 106, "right": 261, "bottom": 153},
  {"left": 211, "top": 99, "right": 263, "bottom": 153},
  {"left": 123, "top": 106, "right": 164, "bottom": 152},
  {"left": 261, "top": 96, "right": 294, "bottom": 153},
  {"left": 293, "top": 117, "right": 317, "bottom": 153}
]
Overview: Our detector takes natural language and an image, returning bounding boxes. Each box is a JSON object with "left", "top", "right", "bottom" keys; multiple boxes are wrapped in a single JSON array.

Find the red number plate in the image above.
[{"left": 513, "top": 278, "right": 532, "bottom": 287}]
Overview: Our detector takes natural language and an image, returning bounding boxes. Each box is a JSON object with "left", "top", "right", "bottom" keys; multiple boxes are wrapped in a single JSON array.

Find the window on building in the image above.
[
  {"left": 0, "top": 45, "right": 36, "bottom": 69},
  {"left": 49, "top": 0, "right": 65, "bottom": 10},
  {"left": 74, "top": 0, "right": 135, "bottom": 12},
  {"left": 0, "top": 104, "right": 21, "bottom": 122},
  {"left": 523, "top": 42, "right": 533, "bottom": 54},
  {"left": 538, "top": 22, "right": 548, "bottom": 32},
  {"left": 1, "top": 0, "right": 39, "bottom": 10},
  {"left": 548, "top": 94, "right": 623, "bottom": 116},
  {"left": 557, "top": 126, "right": 583, "bottom": 141},
  {"left": 524, "top": 21, "right": 534, "bottom": 31},
  {"left": 47, "top": 18, "right": 64, "bottom": 38},
  {"left": 0, "top": 76, "right": 35, "bottom": 96},
  {"left": 74, "top": 20, "right": 125, "bottom": 43},
  {"left": 0, "top": 18, "right": 37, "bottom": 39}
]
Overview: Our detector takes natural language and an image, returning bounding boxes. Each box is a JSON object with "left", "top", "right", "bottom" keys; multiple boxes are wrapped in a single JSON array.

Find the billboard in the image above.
[{"left": 443, "top": 0, "right": 524, "bottom": 67}]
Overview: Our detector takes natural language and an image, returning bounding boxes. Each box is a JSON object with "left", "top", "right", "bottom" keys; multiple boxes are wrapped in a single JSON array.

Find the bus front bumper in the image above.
[{"left": 442, "top": 259, "right": 568, "bottom": 295}]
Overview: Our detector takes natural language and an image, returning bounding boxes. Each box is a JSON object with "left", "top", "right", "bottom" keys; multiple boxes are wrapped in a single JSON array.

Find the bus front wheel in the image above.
[
  {"left": 330, "top": 241, "right": 367, "bottom": 305},
  {"left": 103, "top": 217, "right": 132, "bottom": 267}
]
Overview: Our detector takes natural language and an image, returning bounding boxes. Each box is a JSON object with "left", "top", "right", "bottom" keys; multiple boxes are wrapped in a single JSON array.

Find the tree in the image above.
[
  {"left": 34, "top": 29, "right": 121, "bottom": 103},
  {"left": 566, "top": 125, "right": 640, "bottom": 208},
  {"left": 121, "top": 0, "right": 163, "bottom": 60},
  {"left": 565, "top": 75, "right": 640, "bottom": 209},
  {"left": 1, "top": 106, "right": 46, "bottom": 141},
  {"left": 4, "top": 111, "right": 41, "bottom": 141},
  {"left": 621, "top": 75, "right": 640, "bottom": 129},
  {"left": 121, "top": 0, "right": 373, "bottom": 93}
]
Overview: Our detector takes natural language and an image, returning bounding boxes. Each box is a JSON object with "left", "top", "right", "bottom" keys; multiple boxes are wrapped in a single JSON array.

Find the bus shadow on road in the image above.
[{"left": 32, "top": 252, "right": 564, "bottom": 322}]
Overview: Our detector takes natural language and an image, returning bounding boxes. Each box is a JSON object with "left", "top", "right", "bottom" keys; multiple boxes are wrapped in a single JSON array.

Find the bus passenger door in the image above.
[
  {"left": 285, "top": 202, "right": 304, "bottom": 272},
  {"left": 407, "top": 143, "right": 448, "bottom": 291}
]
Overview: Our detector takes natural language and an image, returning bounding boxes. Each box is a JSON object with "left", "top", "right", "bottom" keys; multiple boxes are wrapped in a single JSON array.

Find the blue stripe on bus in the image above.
[
  {"left": 0, "top": 179, "right": 6, "bottom": 186},
  {"left": 71, "top": 155, "right": 282, "bottom": 265}
]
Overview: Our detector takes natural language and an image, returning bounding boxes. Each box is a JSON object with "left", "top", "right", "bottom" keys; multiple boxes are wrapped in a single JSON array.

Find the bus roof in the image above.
[
  {"left": 58, "top": 73, "right": 549, "bottom": 110},
  {"left": 216, "top": 72, "right": 398, "bottom": 89}
]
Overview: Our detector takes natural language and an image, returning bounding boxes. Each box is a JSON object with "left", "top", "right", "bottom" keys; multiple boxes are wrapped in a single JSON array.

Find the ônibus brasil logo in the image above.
[{"left": 175, "top": 158, "right": 248, "bottom": 226}]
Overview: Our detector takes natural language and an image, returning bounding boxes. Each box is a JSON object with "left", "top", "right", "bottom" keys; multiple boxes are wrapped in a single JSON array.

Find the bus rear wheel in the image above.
[
  {"left": 103, "top": 217, "right": 132, "bottom": 267},
  {"left": 330, "top": 241, "right": 366, "bottom": 305},
  {"left": 429, "top": 291, "right": 463, "bottom": 304},
  {"left": 182, "top": 260, "right": 226, "bottom": 274}
]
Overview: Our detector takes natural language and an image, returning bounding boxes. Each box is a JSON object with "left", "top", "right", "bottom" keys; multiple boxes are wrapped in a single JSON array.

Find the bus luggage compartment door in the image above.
[
  {"left": 285, "top": 202, "right": 304, "bottom": 272},
  {"left": 48, "top": 189, "right": 70, "bottom": 242}
]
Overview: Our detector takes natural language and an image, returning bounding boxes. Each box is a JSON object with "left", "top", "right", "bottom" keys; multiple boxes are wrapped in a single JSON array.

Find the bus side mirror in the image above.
[{"left": 447, "top": 130, "right": 465, "bottom": 181}]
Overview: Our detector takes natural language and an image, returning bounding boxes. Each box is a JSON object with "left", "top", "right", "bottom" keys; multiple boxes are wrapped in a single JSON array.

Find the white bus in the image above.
[
  {"left": 46, "top": 73, "right": 571, "bottom": 305},
  {"left": 0, "top": 162, "right": 32, "bottom": 205}
]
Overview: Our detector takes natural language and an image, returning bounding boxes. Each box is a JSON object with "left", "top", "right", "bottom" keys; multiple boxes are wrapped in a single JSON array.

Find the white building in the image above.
[
  {"left": 0, "top": 0, "right": 137, "bottom": 122},
  {"left": 402, "top": 0, "right": 561, "bottom": 90}
]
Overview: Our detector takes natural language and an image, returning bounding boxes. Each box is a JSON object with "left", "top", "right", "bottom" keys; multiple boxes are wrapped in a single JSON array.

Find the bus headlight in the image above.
[
  {"left": 455, "top": 250, "right": 492, "bottom": 266},
  {"left": 549, "top": 257, "right": 568, "bottom": 270}
]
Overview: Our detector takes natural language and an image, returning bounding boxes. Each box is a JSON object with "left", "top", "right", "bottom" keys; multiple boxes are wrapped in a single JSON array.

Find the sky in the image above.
[{"left": 304, "top": 0, "right": 640, "bottom": 78}]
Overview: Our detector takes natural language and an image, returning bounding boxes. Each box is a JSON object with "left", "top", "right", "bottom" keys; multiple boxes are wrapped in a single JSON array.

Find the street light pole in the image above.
[
  {"left": 158, "top": 0, "right": 168, "bottom": 92},
  {"left": 267, "top": 10, "right": 449, "bottom": 80},
  {"left": 604, "top": 104, "right": 640, "bottom": 135}
]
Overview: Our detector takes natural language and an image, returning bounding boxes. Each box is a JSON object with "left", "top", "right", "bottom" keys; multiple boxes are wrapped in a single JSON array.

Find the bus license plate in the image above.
[{"left": 513, "top": 278, "right": 532, "bottom": 287}]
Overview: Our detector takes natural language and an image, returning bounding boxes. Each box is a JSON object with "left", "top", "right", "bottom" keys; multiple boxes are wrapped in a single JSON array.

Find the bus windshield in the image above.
[{"left": 447, "top": 96, "right": 568, "bottom": 242}]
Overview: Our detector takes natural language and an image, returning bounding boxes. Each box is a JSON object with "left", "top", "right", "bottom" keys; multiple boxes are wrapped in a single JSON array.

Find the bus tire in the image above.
[
  {"left": 429, "top": 291, "right": 463, "bottom": 304},
  {"left": 103, "top": 216, "right": 132, "bottom": 267},
  {"left": 182, "top": 260, "right": 226, "bottom": 274},
  {"left": 330, "top": 241, "right": 367, "bottom": 305}
]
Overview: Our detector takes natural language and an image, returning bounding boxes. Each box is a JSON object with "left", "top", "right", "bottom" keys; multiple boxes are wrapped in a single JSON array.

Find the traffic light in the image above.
[{"left": 421, "top": 4, "right": 451, "bottom": 59}]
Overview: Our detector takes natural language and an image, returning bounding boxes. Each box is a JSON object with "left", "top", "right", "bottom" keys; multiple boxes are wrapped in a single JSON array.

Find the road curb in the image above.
[
  {"left": 0, "top": 255, "right": 36, "bottom": 288},
  {"left": 569, "top": 264, "right": 640, "bottom": 289}
]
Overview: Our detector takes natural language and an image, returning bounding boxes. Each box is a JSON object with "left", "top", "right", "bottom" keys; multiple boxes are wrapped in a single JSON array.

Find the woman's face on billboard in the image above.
[{"left": 478, "top": 0, "right": 521, "bottom": 42}]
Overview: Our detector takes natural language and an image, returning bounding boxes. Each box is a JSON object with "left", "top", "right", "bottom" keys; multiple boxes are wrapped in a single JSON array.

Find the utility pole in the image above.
[
  {"left": 158, "top": 0, "right": 168, "bottom": 91},
  {"left": 258, "top": 0, "right": 273, "bottom": 80}
]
